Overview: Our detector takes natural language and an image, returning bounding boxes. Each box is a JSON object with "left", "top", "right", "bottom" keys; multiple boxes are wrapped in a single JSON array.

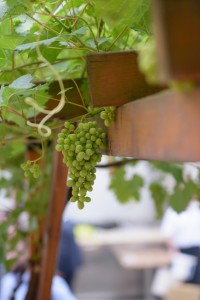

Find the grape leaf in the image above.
[
  {"left": 152, "top": 162, "right": 183, "bottom": 183},
  {"left": 0, "top": 35, "right": 24, "bottom": 50},
  {"left": 95, "top": 0, "right": 150, "bottom": 34},
  {"left": 0, "top": 2, "right": 10, "bottom": 19},
  {"left": 169, "top": 181, "right": 196, "bottom": 213},
  {"left": 16, "top": 37, "right": 58, "bottom": 51},
  {"left": 109, "top": 167, "right": 144, "bottom": 203},
  {"left": 150, "top": 182, "right": 167, "bottom": 219},
  {"left": 9, "top": 74, "right": 35, "bottom": 89}
]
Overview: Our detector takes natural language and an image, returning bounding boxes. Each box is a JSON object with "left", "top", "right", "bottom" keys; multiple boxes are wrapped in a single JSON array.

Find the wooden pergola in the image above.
[{"left": 31, "top": 1, "right": 200, "bottom": 299}]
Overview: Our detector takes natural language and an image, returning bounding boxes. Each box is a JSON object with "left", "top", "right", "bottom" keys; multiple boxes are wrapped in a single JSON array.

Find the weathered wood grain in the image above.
[
  {"left": 37, "top": 146, "right": 68, "bottom": 300},
  {"left": 87, "top": 51, "right": 163, "bottom": 107},
  {"left": 107, "top": 88, "right": 200, "bottom": 162}
]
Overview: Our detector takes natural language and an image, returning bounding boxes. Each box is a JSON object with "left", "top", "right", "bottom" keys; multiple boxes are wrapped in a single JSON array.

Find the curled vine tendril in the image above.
[{"left": 25, "top": 5, "right": 66, "bottom": 138}]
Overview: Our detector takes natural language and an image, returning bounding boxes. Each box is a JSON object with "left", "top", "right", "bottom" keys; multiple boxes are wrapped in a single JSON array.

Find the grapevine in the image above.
[
  {"left": 21, "top": 160, "right": 41, "bottom": 178},
  {"left": 56, "top": 120, "right": 106, "bottom": 209},
  {"left": 100, "top": 106, "right": 116, "bottom": 127}
]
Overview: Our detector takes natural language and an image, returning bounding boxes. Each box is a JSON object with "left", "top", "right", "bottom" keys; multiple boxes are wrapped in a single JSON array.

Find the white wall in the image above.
[{"left": 65, "top": 158, "right": 157, "bottom": 225}]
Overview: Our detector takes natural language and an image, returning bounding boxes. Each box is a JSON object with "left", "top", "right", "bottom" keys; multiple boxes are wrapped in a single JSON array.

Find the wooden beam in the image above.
[
  {"left": 152, "top": 0, "right": 200, "bottom": 83},
  {"left": 87, "top": 51, "right": 163, "bottom": 107},
  {"left": 107, "top": 88, "right": 200, "bottom": 162},
  {"left": 37, "top": 147, "right": 68, "bottom": 300}
]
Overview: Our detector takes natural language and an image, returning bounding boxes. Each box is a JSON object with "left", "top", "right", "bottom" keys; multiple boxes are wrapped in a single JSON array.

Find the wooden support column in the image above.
[
  {"left": 107, "top": 88, "right": 200, "bottom": 162},
  {"left": 37, "top": 148, "right": 68, "bottom": 300},
  {"left": 152, "top": 0, "right": 200, "bottom": 82}
]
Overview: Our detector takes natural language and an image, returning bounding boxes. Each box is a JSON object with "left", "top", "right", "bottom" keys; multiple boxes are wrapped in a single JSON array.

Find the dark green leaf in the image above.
[
  {"left": 169, "top": 181, "right": 196, "bottom": 213},
  {"left": 150, "top": 182, "right": 167, "bottom": 219}
]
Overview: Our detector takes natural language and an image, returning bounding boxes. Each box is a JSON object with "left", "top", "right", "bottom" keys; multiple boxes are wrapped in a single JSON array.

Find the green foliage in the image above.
[
  {"left": 0, "top": 0, "right": 198, "bottom": 274},
  {"left": 150, "top": 182, "right": 167, "bottom": 219},
  {"left": 169, "top": 181, "right": 198, "bottom": 213},
  {"left": 109, "top": 167, "right": 144, "bottom": 203},
  {"left": 95, "top": 0, "right": 150, "bottom": 34},
  {"left": 108, "top": 161, "right": 200, "bottom": 218},
  {"left": 152, "top": 161, "right": 183, "bottom": 183}
]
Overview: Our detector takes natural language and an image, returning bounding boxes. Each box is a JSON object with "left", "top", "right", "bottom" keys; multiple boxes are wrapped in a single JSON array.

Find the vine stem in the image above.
[
  {"left": 26, "top": 5, "right": 68, "bottom": 137},
  {"left": 107, "top": 26, "right": 129, "bottom": 51}
]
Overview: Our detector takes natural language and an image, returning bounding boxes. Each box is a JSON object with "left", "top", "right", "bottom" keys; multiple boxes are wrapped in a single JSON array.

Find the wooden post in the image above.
[
  {"left": 37, "top": 147, "right": 68, "bottom": 300},
  {"left": 152, "top": 0, "right": 200, "bottom": 82}
]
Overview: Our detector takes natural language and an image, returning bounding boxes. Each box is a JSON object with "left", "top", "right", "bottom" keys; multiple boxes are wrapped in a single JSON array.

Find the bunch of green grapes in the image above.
[
  {"left": 21, "top": 161, "right": 41, "bottom": 178},
  {"left": 56, "top": 121, "right": 106, "bottom": 209},
  {"left": 100, "top": 106, "right": 115, "bottom": 127}
]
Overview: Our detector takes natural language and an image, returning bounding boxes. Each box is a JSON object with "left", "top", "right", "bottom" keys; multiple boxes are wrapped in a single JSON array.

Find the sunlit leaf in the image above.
[
  {"left": 0, "top": 35, "right": 24, "bottom": 49},
  {"left": 0, "top": 2, "right": 10, "bottom": 19},
  {"left": 9, "top": 74, "right": 35, "bottom": 89}
]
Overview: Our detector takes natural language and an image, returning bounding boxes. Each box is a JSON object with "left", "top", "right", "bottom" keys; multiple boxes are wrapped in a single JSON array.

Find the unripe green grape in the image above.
[
  {"left": 84, "top": 182, "right": 92, "bottom": 190},
  {"left": 84, "top": 162, "right": 91, "bottom": 169},
  {"left": 72, "top": 189, "right": 79, "bottom": 196},
  {"left": 100, "top": 111, "right": 107, "bottom": 119},
  {"left": 78, "top": 177, "right": 85, "bottom": 184},
  {"left": 21, "top": 163, "right": 27, "bottom": 171},
  {"left": 80, "top": 188, "right": 87, "bottom": 196},
  {"left": 24, "top": 171, "right": 29, "bottom": 177},
  {"left": 104, "top": 119, "right": 111, "bottom": 127},
  {"left": 96, "top": 138, "right": 102, "bottom": 146},
  {"left": 72, "top": 160, "right": 78, "bottom": 167},
  {"left": 85, "top": 197, "right": 91, "bottom": 202},
  {"left": 75, "top": 145, "right": 83, "bottom": 153},
  {"left": 79, "top": 196, "right": 85, "bottom": 203},
  {"left": 80, "top": 137, "right": 86, "bottom": 144},
  {"left": 67, "top": 180, "right": 74, "bottom": 187},
  {"left": 64, "top": 121, "right": 71, "bottom": 128},
  {"left": 82, "top": 123, "right": 89, "bottom": 130},
  {"left": 64, "top": 138, "right": 69, "bottom": 144},
  {"left": 86, "top": 149, "right": 94, "bottom": 156},
  {"left": 56, "top": 120, "right": 106, "bottom": 209},
  {"left": 33, "top": 173, "right": 39, "bottom": 179},
  {"left": 75, "top": 181, "right": 81, "bottom": 188},
  {"left": 56, "top": 144, "right": 62, "bottom": 151},
  {"left": 70, "top": 196, "right": 77, "bottom": 202},
  {"left": 70, "top": 144, "right": 75, "bottom": 151},
  {"left": 80, "top": 169, "right": 87, "bottom": 177},
  {"left": 90, "top": 135, "right": 96, "bottom": 141},
  {"left": 78, "top": 201, "right": 84, "bottom": 209},
  {"left": 86, "top": 143, "right": 92, "bottom": 149},
  {"left": 77, "top": 152, "right": 85, "bottom": 161},
  {"left": 89, "top": 128, "right": 96, "bottom": 135},
  {"left": 69, "top": 134, "right": 76, "bottom": 141},
  {"left": 57, "top": 138, "right": 64, "bottom": 144},
  {"left": 69, "top": 124, "right": 75, "bottom": 131}
]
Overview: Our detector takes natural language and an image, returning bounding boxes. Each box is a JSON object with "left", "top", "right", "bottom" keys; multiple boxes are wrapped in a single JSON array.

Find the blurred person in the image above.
[
  {"left": 57, "top": 219, "right": 83, "bottom": 290},
  {"left": 161, "top": 199, "right": 200, "bottom": 284},
  {"left": 57, "top": 187, "right": 83, "bottom": 290},
  {"left": 0, "top": 259, "right": 77, "bottom": 300},
  {"left": 151, "top": 199, "right": 200, "bottom": 300}
]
